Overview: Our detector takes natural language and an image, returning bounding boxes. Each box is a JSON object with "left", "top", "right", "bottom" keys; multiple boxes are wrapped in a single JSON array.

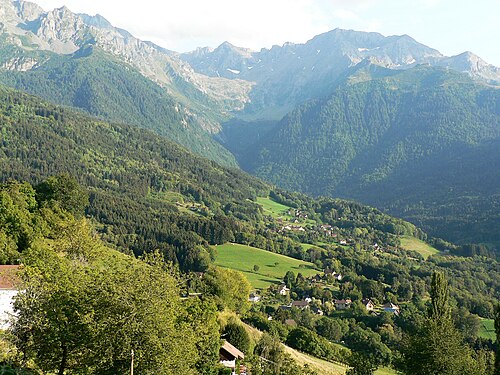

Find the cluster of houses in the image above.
[
  {"left": 280, "top": 224, "right": 306, "bottom": 232},
  {"left": 287, "top": 209, "right": 308, "bottom": 220},
  {"left": 250, "top": 267, "right": 401, "bottom": 317},
  {"left": 274, "top": 295, "right": 400, "bottom": 316},
  {"left": 319, "top": 224, "right": 337, "bottom": 238}
]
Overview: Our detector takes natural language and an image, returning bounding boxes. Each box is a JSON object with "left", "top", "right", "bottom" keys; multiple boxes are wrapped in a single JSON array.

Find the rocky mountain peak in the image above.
[
  {"left": 78, "top": 13, "right": 113, "bottom": 30},
  {"left": 436, "top": 51, "right": 500, "bottom": 84},
  {"left": 14, "top": 0, "right": 44, "bottom": 21}
]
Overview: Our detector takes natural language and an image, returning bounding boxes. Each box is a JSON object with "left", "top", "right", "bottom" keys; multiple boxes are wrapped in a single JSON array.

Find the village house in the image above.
[
  {"left": 324, "top": 269, "right": 335, "bottom": 276},
  {"left": 362, "top": 298, "right": 375, "bottom": 311},
  {"left": 220, "top": 340, "right": 245, "bottom": 374},
  {"left": 0, "top": 265, "right": 20, "bottom": 329},
  {"left": 291, "top": 300, "right": 310, "bottom": 310},
  {"left": 335, "top": 299, "right": 352, "bottom": 310},
  {"left": 382, "top": 302, "right": 400, "bottom": 315},
  {"left": 319, "top": 224, "right": 337, "bottom": 237},
  {"left": 248, "top": 293, "right": 261, "bottom": 303},
  {"left": 278, "top": 284, "right": 290, "bottom": 296},
  {"left": 311, "top": 306, "right": 324, "bottom": 316},
  {"left": 324, "top": 269, "right": 343, "bottom": 281},
  {"left": 311, "top": 274, "right": 323, "bottom": 283}
]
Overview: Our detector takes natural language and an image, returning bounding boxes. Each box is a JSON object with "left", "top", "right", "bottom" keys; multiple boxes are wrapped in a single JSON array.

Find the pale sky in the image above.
[{"left": 30, "top": 0, "right": 500, "bottom": 66}]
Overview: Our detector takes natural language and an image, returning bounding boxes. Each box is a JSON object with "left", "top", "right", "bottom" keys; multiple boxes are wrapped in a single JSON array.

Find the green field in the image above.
[
  {"left": 214, "top": 243, "right": 319, "bottom": 289},
  {"left": 400, "top": 236, "right": 440, "bottom": 259},
  {"left": 256, "top": 196, "right": 292, "bottom": 218},
  {"left": 479, "top": 319, "right": 496, "bottom": 341}
]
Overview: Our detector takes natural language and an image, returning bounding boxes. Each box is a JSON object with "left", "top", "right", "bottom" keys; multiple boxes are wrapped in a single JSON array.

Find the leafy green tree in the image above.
[
  {"left": 398, "top": 272, "right": 479, "bottom": 375},
  {"left": 182, "top": 298, "right": 221, "bottom": 374},
  {"left": 0, "top": 182, "right": 38, "bottom": 253},
  {"left": 315, "top": 316, "right": 349, "bottom": 342},
  {"left": 283, "top": 270, "right": 295, "bottom": 288},
  {"left": 252, "top": 333, "right": 317, "bottom": 375},
  {"left": 346, "top": 351, "right": 378, "bottom": 375},
  {"left": 11, "top": 224, "right": 210, "bottom": 374},
  {"left": 223, "top": 321, "right": 251, "bottom": 355},
  {"left": 344, "top": 326, "right": 391, "bottom": 366},
  {"left": 36, "top": 174, "right": 88, "bottom": 217},
  {"left": 495, "top": 304, "right": 500, "bottom": 375},
  {"left": 203, "top": 267, "right": 251, "bottom": 313}
]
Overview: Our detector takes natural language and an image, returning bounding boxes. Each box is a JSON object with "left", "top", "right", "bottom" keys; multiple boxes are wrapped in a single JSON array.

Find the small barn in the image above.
[
  {"left": 220, "top": 340, "right": 245, "bottom": 374},
  {"left": 0, "top": 265, "right": 20, "bottom": 329}
]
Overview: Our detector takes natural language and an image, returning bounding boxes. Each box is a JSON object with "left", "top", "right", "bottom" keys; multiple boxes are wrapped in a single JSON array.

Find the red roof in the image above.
[{"left": 0, "top": 265, "right": 20, "bottom": 289}]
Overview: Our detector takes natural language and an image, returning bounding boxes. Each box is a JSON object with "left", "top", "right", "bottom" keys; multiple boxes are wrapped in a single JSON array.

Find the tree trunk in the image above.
[{"left": 58, "top": 344, "right": 68, "bottom": 375}]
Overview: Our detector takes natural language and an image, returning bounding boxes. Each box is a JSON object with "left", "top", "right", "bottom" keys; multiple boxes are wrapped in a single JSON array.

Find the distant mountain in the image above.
[
  {"left": 235, "top": 65, "right": 500, "bottom": 245},
  {"left": 0, "top": 0, "right": 252, "bottom": 165},
  {"left": 182, "top": 29, "right": 499, "bottom": 119}
]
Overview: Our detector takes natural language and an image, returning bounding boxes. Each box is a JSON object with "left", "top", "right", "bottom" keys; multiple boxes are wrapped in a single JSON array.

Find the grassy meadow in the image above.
[
  {"left": 256, "top": 196, "right": 293, "bottom": 219},
  {"left": 478, "top": 319, "right": 496, "bottom": 341},
  {"left": 213, "top": 243, "right": 319, "bottom": 289},
  {"left": 400, "top": 236, "right": 440, "bottom": 259}
]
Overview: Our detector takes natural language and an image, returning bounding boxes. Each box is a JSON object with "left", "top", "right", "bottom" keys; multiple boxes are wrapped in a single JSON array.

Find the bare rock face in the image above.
[
  {"left": 436, "top": 52, "right": 500, "bottom": 85},
  {"left": 2, "top": 56, "right": 41, "bottom": 71}
]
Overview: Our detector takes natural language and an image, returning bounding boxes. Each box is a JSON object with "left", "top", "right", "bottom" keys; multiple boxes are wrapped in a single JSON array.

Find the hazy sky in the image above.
[{"left": 30, "top": 0, "right": 500, "bottom": 65}]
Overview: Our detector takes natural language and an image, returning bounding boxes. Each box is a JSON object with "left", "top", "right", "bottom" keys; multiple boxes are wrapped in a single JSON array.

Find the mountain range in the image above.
[{"left": 0, "top": 0, "right": 498, "bottom": 247}]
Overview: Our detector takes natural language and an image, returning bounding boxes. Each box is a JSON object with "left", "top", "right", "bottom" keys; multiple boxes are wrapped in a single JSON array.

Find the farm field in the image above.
[
  {"left": 400, "top": 236, "right": 440, "bottom": 259},
  {"left": 478, "top": 318, "right": 495, "bottom": 341},
  {"left": 213, "top": 243, "right": 319, "bottom": 289}
]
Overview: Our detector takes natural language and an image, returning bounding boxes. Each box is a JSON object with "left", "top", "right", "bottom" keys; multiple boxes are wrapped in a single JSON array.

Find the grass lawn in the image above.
[
  {"left": 478, "top": 318, "right": 496, "bottom": 341},
  {"left": 213, "top": 243, "right": 319, "bottom": 290},
  {"left": 400, "top": 236, "right": 439, "bottom": 259}
]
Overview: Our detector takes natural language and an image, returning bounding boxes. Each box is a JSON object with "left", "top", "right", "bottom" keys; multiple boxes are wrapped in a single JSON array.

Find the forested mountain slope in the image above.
[
  {"left": 0, "top": 85, "right": 268, "bottom": 270},
  {"left": 239, "top": 65, "right": 500, "bottom": 245},
  {"left": 0, "top": 85, "right": 431, "bottom": 269},
  {"left": 0, "top": 37, "right": 238, "bottom": 166}
]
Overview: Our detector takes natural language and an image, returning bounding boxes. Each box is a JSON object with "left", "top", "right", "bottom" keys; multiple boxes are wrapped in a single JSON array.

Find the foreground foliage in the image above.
[{"left": 0, "top": 181, "right": 220, "bottom": 374}]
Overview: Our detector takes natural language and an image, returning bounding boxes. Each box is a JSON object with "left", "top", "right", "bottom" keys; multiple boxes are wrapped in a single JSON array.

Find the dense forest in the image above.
[{"left": 234, "top": 65, "right": 500, "bottom": 247}]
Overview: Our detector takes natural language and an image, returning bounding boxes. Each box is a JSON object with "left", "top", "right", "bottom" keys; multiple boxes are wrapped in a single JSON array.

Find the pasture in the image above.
[
  {"left": 214, "top": 243, "right": 319, "bottom": 289},
  {"left": 400, "top": 236, "right": 439, "bottom": 259}
]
